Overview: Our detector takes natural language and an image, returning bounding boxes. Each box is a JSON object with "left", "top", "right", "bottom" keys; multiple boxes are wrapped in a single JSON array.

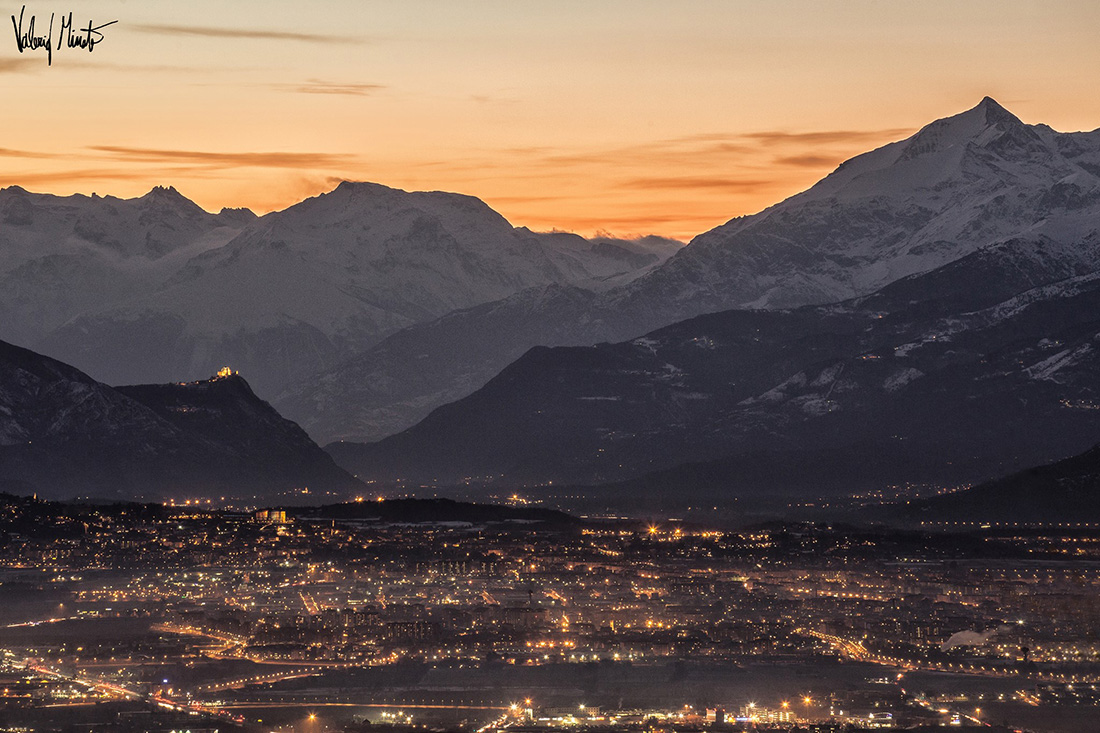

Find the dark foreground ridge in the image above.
[
  {"left": 0, "top": 340, "right": 360, "bottom": 501},
  {"left": 888, "top": 441, "right": 1100, "bottom": 524},
  {"left": 293, "top": 497, "right": 580, "bottom": 527}
]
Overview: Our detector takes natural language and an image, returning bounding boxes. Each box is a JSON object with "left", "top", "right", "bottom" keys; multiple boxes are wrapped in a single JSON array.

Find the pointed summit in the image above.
[
  {"left": 143, "top": 184, "right": 184, "bottom": 199},
  {"left": 141, "top": 185, "right": 192, "bottom": 206},
  {"left": 973, "top": 96, "right": 1025, "bottom": 126},
  {"left": 897, "top": 96, "right": 1041, "bottom": 162},
  {"left": 138, "top": 185, "right": 208, "bottom": 219}
]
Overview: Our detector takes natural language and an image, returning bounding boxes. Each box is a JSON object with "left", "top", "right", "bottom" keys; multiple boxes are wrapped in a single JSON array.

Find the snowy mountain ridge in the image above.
[
  {"left": 618, "top": 97, "right": 1100, "bottom": 318},
  {"left": 0, "top": 181, "right": 679, "bottom": 397},
  {"left": 0, "top": 185, "right": 251, "bottom": 348}
]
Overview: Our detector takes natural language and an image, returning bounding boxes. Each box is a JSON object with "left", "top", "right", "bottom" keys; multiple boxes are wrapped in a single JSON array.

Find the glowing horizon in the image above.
[{"left": 3, "top": 1, "right": 1100, "bottom": 241}]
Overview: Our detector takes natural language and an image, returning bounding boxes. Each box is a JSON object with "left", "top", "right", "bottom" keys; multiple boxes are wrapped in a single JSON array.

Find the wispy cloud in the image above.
[
  {"left": 275, "top": 79, "right": 386, "bottom": 96},
  {"left": 0, "top": 166, "right": 202, "bottom": 186},
  {"left": 744, "top": 128, "right": 912, "bottom": 146},
  {"left": 470, "top": 93, "right": 520, "bottom": 105},
  {"left": 483, "top": 194, "right": 574, "bottom": 205},
  {"left": 543, "top": 140, "right": 751, "bottom": 169},
  {"left": 774, "top": 154, "right": 842, "bottom": 168},
  {"left": 0, "top": 147, "right": 57, "bottom": 159},
  {"left": 78, "top": 61, "right": 220, "bottom": 74},
  {"left": 132, "top": 23, "right": 364, "bottom": 45},
  {"left": 401, "top": 125, "right": 913, "bottom": 203},
  {"left": 544, "top": 212, "right": 706, "bottom": 231},
  {"left": 89, "top": 146, "right": 357, "bottom": 169},
  {"left": 464, "top": 125, "right": 919, "bottom": 238},
  {"left": 539, "top": 127, "right": 912, "bottom": 169},
  {"left": 0, "top": 57, "right": 39, "bottom": 73},
  {"left": 622, "top": 177, "right": 773, "bottom": 192}
]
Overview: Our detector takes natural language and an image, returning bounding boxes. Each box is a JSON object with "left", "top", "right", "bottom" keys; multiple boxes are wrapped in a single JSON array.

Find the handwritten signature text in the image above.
[{"left": 11, "top": 5, "right": 117, "bottom": 65}]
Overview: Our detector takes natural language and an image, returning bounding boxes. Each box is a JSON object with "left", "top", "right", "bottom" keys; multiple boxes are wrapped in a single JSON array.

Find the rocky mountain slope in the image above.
[
  {"left": 329, "top": 254, "right": 1100, "bottom": 498},
  {"left": 275, "top": 284, "right": 627, "bottom": 443},
  {"left": 0, "top": 339, "right": 359, "bottom": 501},
  {"left": 286, "top": 97, "right": 1100, "bottom": 443}
]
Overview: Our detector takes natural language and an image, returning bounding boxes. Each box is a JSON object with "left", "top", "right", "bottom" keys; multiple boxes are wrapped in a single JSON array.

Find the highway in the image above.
[{"left": 801, "top": 629, "right": 1099, "bottom": 684}]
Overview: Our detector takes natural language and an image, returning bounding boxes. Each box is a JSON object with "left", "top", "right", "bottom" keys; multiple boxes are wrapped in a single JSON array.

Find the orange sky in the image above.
[{"left": 4, "top": 1, "right": 1100, "bottom": 240}]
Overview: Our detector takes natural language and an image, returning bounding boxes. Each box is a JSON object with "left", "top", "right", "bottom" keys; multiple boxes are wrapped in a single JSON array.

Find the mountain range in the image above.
[
  {"left": 328, "top": 98, "right": 1100, "bottom": 501},
  {"left": 0, "top": 185, "right": 250, "bottom": 352},
  {"left": 280, "top": 97, "right": 1100, "bottom": 443},
  {"left": 2, "top": 96, "right": 1098, "bottom": 513},
  {"left": 1, "top": 182, "right": 679, "bottom": 398}
]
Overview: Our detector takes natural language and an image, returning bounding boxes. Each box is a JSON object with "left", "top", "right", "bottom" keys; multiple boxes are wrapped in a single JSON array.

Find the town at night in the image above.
[{"left": 1, "top": 496, "right": 1097, "bottom": 732}]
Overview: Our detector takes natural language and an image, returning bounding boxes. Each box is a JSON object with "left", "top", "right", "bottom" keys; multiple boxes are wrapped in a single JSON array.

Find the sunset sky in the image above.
[{"left": 3, "top": 0, "right": 1100, "bottom": 240}]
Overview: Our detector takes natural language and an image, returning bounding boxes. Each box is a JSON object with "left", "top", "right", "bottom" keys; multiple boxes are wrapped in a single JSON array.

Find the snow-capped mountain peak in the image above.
[
  {"left": 899, "top": 96, "right": 1032, "bottom": 157},
  {"left": 621, "top": 98, "right": 1100, "bottom": 315}
]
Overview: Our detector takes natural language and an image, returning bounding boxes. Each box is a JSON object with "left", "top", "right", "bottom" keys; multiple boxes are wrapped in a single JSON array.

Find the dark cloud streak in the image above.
[
  {"left": 0, "top": 166, "right": 204, "bottom": 186},
  {"left": 132, "top": 23, "right": 364, "bottom": 45},
  {"left": 278, "top": 80, "right": 386, "bottom": 96},
  {"left": 774, "top": 154, "right": 842, "bottom": 168},
  {"left": 0, "top": 58, "right": 39, "bottom": 73},
  {"left": 744, "top": 128, "right": 912, "bottom": 146},
  {"left": 0, "top": 147, "right": 57, "bottom": 159},
  {"left": 89, "top": 146, "right": 357, "bottom": 169},
  {"left": 621, "top": 177, "right": 774, "bottom": 192}
]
